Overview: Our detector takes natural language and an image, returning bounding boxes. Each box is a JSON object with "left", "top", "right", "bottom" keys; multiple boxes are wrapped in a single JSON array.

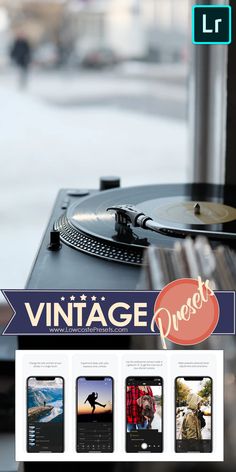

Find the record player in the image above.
[
  {"left": 20, "top": 178, "right": 236, "bottom": 350},
  {"left": 26, "top": 178, "right": 236, "bottom": 290}
]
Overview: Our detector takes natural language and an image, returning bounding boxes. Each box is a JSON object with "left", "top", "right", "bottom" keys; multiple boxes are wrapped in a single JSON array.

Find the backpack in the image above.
[{"left": 197, "top": 410, "right": 206, "bottom": 429}]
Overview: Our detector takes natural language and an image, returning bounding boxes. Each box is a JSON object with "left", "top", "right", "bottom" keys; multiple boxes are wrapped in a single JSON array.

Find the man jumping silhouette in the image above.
[{"left": 84, "top": 392, "right": 106, "bottom": 414}]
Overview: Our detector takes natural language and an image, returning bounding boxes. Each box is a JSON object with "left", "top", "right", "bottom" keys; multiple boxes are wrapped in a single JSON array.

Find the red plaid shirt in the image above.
[{"left": 126, "top": 386, "right": 155, "bottom": 424}]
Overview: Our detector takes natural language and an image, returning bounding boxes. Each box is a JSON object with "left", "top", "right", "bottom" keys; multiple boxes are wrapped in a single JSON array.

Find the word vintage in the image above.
[{"left": 25, "top": 301, "right": 148, "bottom": 328}]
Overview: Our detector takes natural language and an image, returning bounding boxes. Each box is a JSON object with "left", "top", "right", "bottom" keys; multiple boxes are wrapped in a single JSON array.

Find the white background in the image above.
[{"left": 15, "top": 350, "right": 224, "bottom": 462}]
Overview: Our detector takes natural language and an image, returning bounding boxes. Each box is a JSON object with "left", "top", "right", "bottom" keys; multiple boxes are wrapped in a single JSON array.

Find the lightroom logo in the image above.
[{"left": 192, "top": 5, "right": 232, "bottom": 45}]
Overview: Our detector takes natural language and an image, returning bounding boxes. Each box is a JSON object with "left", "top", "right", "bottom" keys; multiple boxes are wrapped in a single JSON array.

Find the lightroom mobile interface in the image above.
[
  {"left": 126, "top": 377, "right": 163, "bottom": 453},
  {"left": 76, "top": 377, "right": 113, "bottom": 453},
  {"left": 27, "top": 377, "right": 64, "bottom": 453},
  {"left": 175, "top": 377, "right": 212, "bottom": 453}
]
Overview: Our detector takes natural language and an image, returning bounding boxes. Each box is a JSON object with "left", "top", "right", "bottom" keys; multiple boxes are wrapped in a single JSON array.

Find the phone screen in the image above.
[
  {"left": 76, "top": 376, "right": 113, "bottom": 452},
  {"left": 126, "top": 376, "right": 163, "bottom": 453},
  {"left": 27, "top": 376, "right": 64, "bottom": 453},
  {"left": 175, "top": 376, "right": 212, "bottom": 453}
]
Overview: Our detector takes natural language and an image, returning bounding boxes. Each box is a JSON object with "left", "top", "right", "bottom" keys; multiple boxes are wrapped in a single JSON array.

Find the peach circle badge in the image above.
[{"left": 151, "top": 277, "right": 219, "bottom": 349}]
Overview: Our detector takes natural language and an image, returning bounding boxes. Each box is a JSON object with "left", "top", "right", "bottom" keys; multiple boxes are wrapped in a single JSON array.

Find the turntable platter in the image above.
[
  {"left": 54, "top": 184, "right": 236, "bottom": 265},
  {"left": 139, "top": 197, "right": 236, "bottom": 225}
]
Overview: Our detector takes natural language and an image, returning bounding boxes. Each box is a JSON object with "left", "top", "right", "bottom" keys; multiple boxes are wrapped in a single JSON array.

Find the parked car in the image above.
[{"left": 81, "top": 47, "right": 119, "bottom": 69}]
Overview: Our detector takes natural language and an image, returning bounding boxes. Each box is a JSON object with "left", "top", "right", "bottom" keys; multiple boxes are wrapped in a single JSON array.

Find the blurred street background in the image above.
[
  {"left": 0, "top": 3, "right": 190, "bottom": 420},
  {"left": 0, "top": 0, "right": 190, "bottom": 294}
]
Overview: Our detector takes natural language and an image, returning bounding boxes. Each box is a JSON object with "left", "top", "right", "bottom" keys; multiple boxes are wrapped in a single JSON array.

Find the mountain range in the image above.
[{"left": 28, "top": 387, "right": 62, "bottom": 408}]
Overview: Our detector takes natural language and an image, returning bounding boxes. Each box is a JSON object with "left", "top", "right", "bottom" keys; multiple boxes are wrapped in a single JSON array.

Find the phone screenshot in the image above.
[
  {"left": 175, "top": 376, "right": 212, "bottom": 453},
  {"left": 76, "top": 376, "right": 113, "bottom": 452},
  {"left": 126, "top": 376, "right": 163, "bottom": 453},
  {"left": 27, "top": 376, "right": 64, "bottom": 453}
]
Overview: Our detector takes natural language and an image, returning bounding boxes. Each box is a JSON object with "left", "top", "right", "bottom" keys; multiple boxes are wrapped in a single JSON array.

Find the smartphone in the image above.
[
  {"left": 76, "top": 376, "right": 114, "bottom": 452},
  {"left": 27, "top": 376, "right": 64, "bottom": 453},
  {"left": 175, "top": 376, "right": 212, "bottom": 453},
  {"left": 126, "top": 376, "right": 163, "bottom": 453}
]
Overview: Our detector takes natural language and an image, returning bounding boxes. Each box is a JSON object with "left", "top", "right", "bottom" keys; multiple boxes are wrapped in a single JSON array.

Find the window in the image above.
[{"left": 0, "top": 0, "right": 189, "bottom": 289}]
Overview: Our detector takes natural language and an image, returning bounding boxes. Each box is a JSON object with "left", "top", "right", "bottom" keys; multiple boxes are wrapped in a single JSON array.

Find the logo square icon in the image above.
[{"left": 192, "top": 5, "right": 232, "bottom": 45}]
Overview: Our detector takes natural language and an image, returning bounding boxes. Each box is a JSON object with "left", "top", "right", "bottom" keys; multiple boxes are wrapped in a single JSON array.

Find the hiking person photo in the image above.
[{"left": 84, "top": 391, "right": 106, "bottom": 414}]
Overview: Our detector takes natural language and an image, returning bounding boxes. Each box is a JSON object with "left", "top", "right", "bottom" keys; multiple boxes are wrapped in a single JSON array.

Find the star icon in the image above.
[
  {"left": 60, "top": 297, "right": 65, "bottom": 301},
  {"left": 101, "top": 296, "right": 106, "bottom": 301},
  {"left": 91, "top": 295, "right": 97, "bottom": 301},
  {"left": 70, "top": 295, "right": 76, "bottom": 301},
  {"left": 80, "top": 294, "right": 87, "bottom": 301}
]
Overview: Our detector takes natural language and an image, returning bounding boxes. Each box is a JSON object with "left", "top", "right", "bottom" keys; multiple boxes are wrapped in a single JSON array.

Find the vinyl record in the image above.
[{"left": 54, "top": 183, "right": 236, "bottom": 265}]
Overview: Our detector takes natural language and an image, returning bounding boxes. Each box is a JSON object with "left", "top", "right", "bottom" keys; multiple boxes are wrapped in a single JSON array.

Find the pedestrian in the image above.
[{"left": 10, "top": 33, "right": 32, "bottom": 88}]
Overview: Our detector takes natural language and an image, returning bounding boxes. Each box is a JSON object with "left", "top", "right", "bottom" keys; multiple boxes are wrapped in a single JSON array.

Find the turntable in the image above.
[
  {"left": 20, "top": 179, "right": 236, "bottom": 351},
  {"left": 54, "top": 185, "right": 236, "bottom": 266},
  {"left": 27, "top": 180, "right": 236, "bottom": 290}
]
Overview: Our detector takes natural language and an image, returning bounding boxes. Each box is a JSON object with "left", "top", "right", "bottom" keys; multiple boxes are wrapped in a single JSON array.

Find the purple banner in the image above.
[{"left": 1, "top": 289, "right": 235, "bottom": 336}]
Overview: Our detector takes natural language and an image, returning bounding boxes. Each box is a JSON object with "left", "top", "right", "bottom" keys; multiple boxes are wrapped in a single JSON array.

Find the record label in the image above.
[{"left": 140, "top": 197, "right": 236, "bottom": 225}]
